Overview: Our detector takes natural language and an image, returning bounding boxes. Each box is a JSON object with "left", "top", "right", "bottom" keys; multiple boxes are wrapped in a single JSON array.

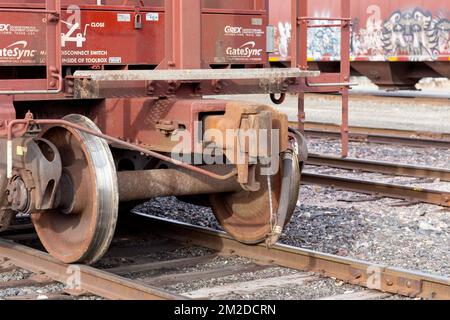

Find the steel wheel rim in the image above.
[
  {"left": 32, "top": 114, "right": 118, "bottom": 264},
  {"left": 209, "top": 153, "right": 300, "bottom": 244},
  {"left": 209, "top": 164, "right": 281, "bottom": 244}
]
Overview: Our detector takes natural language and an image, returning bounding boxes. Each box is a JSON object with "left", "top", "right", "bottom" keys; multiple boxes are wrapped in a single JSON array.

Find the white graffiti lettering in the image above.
[
  {"left": 352, "top": 5, "right": 384, "bottom": 60},
  {"left": 277, "top": 22, "right": 291, "bottom": 58}
]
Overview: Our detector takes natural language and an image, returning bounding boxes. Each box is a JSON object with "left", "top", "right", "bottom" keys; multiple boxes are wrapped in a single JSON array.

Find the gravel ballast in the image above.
[{"left": 135, "top": 136, "right": 450, "bottom": 279}]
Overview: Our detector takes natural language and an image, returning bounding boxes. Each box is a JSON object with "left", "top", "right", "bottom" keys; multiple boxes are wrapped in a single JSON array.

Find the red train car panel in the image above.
[{"left": 0, "top": 0, "right": 268, "bottom": 68}]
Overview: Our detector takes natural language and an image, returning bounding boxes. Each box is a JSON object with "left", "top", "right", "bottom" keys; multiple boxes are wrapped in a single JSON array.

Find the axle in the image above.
[{"left": 117, "top": 167, "right": 241, "bottom": 202}]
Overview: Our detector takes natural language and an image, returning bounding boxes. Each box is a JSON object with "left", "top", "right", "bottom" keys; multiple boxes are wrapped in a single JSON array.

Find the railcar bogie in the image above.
[{"left": 0, "top": 0, "right": 351, "bottom": 264}]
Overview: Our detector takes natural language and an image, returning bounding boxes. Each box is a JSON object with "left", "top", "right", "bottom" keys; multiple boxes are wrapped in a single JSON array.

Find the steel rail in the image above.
[
  {"left": 134, "top": 215, "right": 450, "bottom": 300},
  {"left": 0, "top": 238, "right": 185, "bottom": 300},
  {"left": 303, "top": 121, "right": 450, "bottom": 141},
  {"left": 307, "top": 154, "right": 450, "bottom": 182},
  {"left": 348, "top": 89, "right": 450, "bottom": 101},
  {"left": 305, "top": 90, "right": 450, "bottom": 101},
  {"left": 301, "top": 172, "right": 450, "bottom": 207},
  {"left": 292, "top": 121, "right": 450, "bottom": 149}
]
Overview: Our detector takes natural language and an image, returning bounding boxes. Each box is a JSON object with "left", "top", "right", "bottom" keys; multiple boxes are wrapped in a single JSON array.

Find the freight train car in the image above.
[
  {"left": 269, "top": 0, "right": 450, "bottom": 89},
  {"left": 0, "top": 0, "right": 351, "bottom": 265}
]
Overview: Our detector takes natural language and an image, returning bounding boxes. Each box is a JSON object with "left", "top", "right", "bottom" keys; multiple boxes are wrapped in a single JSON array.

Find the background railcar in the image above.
[{"left": 269, "top": 0, "right": 450, "bottom": 89}]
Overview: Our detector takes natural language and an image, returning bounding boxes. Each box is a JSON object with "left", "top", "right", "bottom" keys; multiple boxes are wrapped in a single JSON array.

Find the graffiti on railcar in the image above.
[
  {"left": 355, "top": 7, "right": 450, "bottom": 61},
  {"left": 272, "top": 5, "right": 450, "bottom": 62},
  {"left": 277, "top": 21, "right": 291, "bottom": 58},
  {"left": 436, "top": 18, "right": 450, "bottom": 53},
  {"left": 382, "top": 9, "right": 439, "bottom": 60},
  {"left": 307, "top": 12, "right": 341, "bottom": 61},
  {"left": 352, "top": 5, "right": 385, "bottom": 59},
  {"left": 275, "top": 11, "right": 342, "bottom": 60}
]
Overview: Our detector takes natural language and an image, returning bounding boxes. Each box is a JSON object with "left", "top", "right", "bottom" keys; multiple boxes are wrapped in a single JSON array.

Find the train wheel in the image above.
[
  {"left": 209, "top": 152, "right": 301, "bottom": 244},
  {"left": 31, "top": 114, "right": 118, "bottom": 264}
]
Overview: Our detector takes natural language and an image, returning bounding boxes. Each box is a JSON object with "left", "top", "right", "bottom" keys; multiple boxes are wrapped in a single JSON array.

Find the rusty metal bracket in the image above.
[
  {"left": 23, "top": 138, "right": 62, "bottom": 211},
  {"left": 155, "top": 120, "right": 178, "bottom": 135},
  {"left": 3, "top": 137, "right": 62, "bottom": 213}
]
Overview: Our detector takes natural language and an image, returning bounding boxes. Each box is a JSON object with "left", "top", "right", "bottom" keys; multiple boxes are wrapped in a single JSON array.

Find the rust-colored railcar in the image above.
[
  {"left": 0, "top": 0, "right": 351, "bottom": 264},
  {"left": 270, "top": 0, "right": 450, "bottom": 88}
]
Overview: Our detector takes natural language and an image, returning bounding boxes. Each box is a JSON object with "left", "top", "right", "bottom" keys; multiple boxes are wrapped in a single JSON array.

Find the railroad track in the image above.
[
  {"left": 309, "top": 90, "right": 450, "bottom": 104},
  {"left": 287, "top": 120, "right": 450, "bottom": 207},
  {"left": 302, "top": 173, "right": 450, "bottom": 208},
  {"left": 0, "top": 215, "right": 449, "bottom": 300},
  {"left": 308, "top": 154, "right": 450, "bottom": 181},
  {"left": 304, "top": 154, "right": 450, "bottom": 207},
  {"left": 347, "top": 89, "right": 450, "bottom": 101},
  {"left": 294, "top": 121, "right": 450, "bottom": 149},
  {"left": 0, "top": 235, "right": 183, "bottom": 300}
]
